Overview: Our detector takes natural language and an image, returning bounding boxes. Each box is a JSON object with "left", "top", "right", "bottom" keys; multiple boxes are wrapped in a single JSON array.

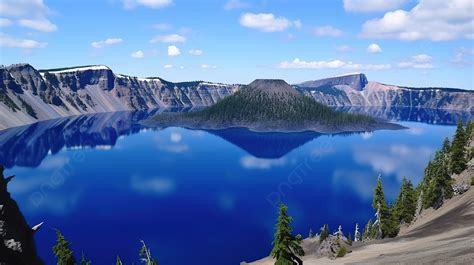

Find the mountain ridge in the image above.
[{"left": 1, "top": 63, "right": 473, "bottom": 130}]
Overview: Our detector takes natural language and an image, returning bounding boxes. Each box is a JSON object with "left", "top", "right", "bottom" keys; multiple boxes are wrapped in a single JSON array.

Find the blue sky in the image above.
[{"left": 0, "top": 0, "right": 473, "bottom": 89}]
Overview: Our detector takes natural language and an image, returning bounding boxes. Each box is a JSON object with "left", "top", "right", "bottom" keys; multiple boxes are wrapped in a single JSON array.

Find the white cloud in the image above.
[
  {"left": 451, "top": 47, "right": 474, "bottom": 67},
  {"left": 91, "top": 38, "right": 123, "bottom": 48},
  {"left": 224, "top": 0, "right": 250, "bottom": 10},
  {"left": 312, "top": 25, "right": 343, "bottom": 37},
  {"left": 367, "top": 43, "right": 382, "bottom": 53},
  {"left": 131, "top": 175, "right": 175, "bottom": 195},
  {"left": 152, "top": 23, "right": 171, "bottom": 30},
  {"left": 201, "top": 64, "right": 217, "bottom": 69},
  {"left": 335, "top": 45, "right": 352, "bottom": 52},
  {"left": 278, "top": 58, "right": 391, "bottom": 70},
  {"left": 167, "top": 45, "right": 180, "bottom": 56},
  {"left": 361, "top": 0, "right": 474, "bottom": 41},
  {"left": 123, "top": 0, "right": 173, "bottom": 9},
  {"left": 398, "top": 54, "right": 434, "bottom": 69},
  {"left": 343, "top": 0, "right": 408, "bottom": 13},
  {"left": 18, "top": 18, "right": 57, "bottom": 32},
  {"left": 0, "top": 33, "right": 47, "bottom": 48},
  {"left": 130, "top": 50, "right": 144, "bottom": 59},
  {"left": 0, "top": 0, "right": 50, "bottom": 17},
  {"left": 0, "top": 0, "right": 57, "bottom": 32},
  {"left": 150, "top": 34, "right": 186, "bottom": 43},
  {"left": 170, "top": 132, "right": 182, "bottom": 142},
  {"left": 240, "top": 156, "right": 286, "bottom": 170},
  {"left": 239, "top": 13, "right": 295, "bottom": 32},
  {"left": 164, "top": 64, "right": 173, "bottom": 69},
  {"left": 0, "top": 18, "right": 12, "bottom": 27},
  {"left": 293, "top": 19, "right": 302, "bottom": 29},
  {"left": 188, "top": 49, "right": 203, "bottom": 56}
]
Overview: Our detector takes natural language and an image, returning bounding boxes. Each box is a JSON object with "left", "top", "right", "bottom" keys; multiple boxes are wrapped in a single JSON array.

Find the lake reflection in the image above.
[{"left": 0, "top": 108, "right": 469, "bottom": 265}]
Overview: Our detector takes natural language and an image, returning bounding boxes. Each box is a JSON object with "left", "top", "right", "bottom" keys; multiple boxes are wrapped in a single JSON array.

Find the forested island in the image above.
[{"left": 142, "top": 79, "right": 404, "bottom": 133}]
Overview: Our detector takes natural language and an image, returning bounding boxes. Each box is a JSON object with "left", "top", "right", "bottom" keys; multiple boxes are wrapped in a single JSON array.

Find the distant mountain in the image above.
[
  {"left": 0, "top": 64, "right": 239, "bottom": 130},
  {"left": 296, "top": 73, "right": 473, "bottom": 111},
  {"left": 1, "top": 64, "right": 472, "bottom": 130},
  {"left": 144, "top": 79, "right": 402, "bottom": 133}
]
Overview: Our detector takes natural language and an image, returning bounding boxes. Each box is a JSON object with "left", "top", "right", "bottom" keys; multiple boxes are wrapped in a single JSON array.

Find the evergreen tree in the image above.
[
  {"left": 80, "top": 253, "right": 91, "bottom": 265},
  {"left": 451, "top": 121, "right": 467, "bottom": 174},
  {"left": 271, "top": 204, "right": 304, "bottom": 265},
  {"left": 372, "top": 176, "right": 399, "bottom": 238},
  {"left": 116, "top": 256, "right": 123, "bottom": 265},
  {"left": 52, "top": 230, "right": 76, "bottom": 265},
  {"left": 139, "top": 240, "right": 158, "bottom": 265},
  {"left": 319, "top": 224, "right": 329, "bottom": 243},
  {"left": 346, "top": 233, "right": 352, "bottom": 245},
  {"left": 393, "top": 178, "right": 417, "bottom": 224},
  {"left": 362, "top": 219, "right": 373, "bottom": 241}
]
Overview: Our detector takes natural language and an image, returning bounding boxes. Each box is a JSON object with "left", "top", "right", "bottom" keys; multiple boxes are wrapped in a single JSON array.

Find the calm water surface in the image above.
[{"left": 0, "top": 108, "right": 469, "bottom": 265}]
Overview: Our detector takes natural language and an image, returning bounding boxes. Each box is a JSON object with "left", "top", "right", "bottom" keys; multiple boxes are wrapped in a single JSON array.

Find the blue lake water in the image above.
[{"left": 0, "top": 108, "right": 470, "bottom": 265}]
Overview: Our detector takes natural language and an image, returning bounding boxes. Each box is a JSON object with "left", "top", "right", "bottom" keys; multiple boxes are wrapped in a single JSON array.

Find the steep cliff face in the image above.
[
  {"left": 0, "top": 166, "right": 43, "bottom": 265},
  {"left": 1, "top": 65, "right": 472, "bottom": 130},
  {"left": 0, "top": 64, "right": 240, "bottom": 130},
  {"left": 297, "top": 74, "right": 474, "bottom": 111}
]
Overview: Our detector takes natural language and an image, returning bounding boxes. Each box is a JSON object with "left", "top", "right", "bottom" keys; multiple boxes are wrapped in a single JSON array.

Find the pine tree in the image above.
[
  {"left": 52, "top": 230, "right": 76, "bottom": 265},
  {"left": 80, "top": 253, "right": 91, "bottom": 265},
  {"left": 271, "top": 204, "right": 304, "bottom": 265},
  {"left": 393, "top": 178, "right": 417, "bottom": 224},
  {"left": 347, "top": 233, "right": 352, "bottom": 245},
  {"left": 116, "top": 256, "right": 123, "bottom": 265},
  {"left": 319, "top": 224, "right": 329, "bottom": 243},
  {"left": 362, "top": 219, "right": 373, "bottom": 241},
  {"left": 372, "top": 175, "right": 399, "bottom": 238},
  {"left": 139, "top": 240, "right": 158, "bottom": 265},
  {"left": 451, "top": 121, "right": 467, "bottom": 174}
]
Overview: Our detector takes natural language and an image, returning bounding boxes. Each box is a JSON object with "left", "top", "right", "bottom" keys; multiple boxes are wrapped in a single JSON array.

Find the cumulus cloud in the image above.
[
  {"left": 0, "top": 18, "right": 12, "bottom": 27},
  {"left": 312, "top": 25, "right": 343, "bottom": 37},
  {"left": 278, "top": 58, "right": 391, "bottom": 70},
  {"left": 167, "top": 45, "right": 180, "bottom": 56},
  {"left": 343, "top": 0, "right": 408, "bottom": 13},
  {"left": 239, "top": 13, "right": 297, "bottom": 32},
  {"left": 170, "top": 132, "right": 182, "bottom": 142},
  {"left": 123, "top": 0, "right": 173, "bottom": 9},
  {"left": 0, "top": 33, "right": 47, "bottom": 48},
  {"left": 224, "top": 0, "right": 250, "bottom": 10},
  {"left": 0, "top": 0, "right": 50, "bottom": 17},
  {"left": 361, "top": 0, "right": 474, "bottom": 41},
  {"left": 131, "top": 175, "right": 175, "bottom": 195},
  {"left": 18, "top": 18, "right": 57, "bottom": 32},
  {"left": 188, "top": 49, "right": 203, "bottom": 56},
  {"left": 367, "top": 43, "right": 382, "bottom": 53},
  {"left": 0, "top": 0, "right": 57, "bottom": 32},
  {"left": 201, "top": 64, "right": 217, "bottom": 69},
  {"left": 130, "top": 50, "right": 144, "bottom": 59},
  {"left": 240, "top": 156, "right": 286, "bottom": 170},
  {"left": 91, "top": 38, "right": 123, "bottom": 48},
  {"left": 398, "top": 54, "right": 433, "bottom": 69},
  {"left": 150, "top": 34, "right": 186, "bottom": 44},
  {"left": 163, "top": 64, "right": 173, "bottom": 68}
]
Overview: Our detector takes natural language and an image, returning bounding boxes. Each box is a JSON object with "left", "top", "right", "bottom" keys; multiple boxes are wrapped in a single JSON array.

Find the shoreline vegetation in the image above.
[
  {"left": 142, "top": 80, "right": 406, "bottom": 134},
  {"left": 246, "top": 120, "right": 474, "bottom": 264},
  {"left": 1, "top": 121, "right": 472, "bottom": 264}
]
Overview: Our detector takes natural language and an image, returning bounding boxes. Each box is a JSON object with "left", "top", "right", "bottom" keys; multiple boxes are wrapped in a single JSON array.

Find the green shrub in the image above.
[
  {"left": 336, "top": 245, "right": 347, "bottom": 257},
  {"left": 470, "top": 176, "right": 474, "bottom": 186}
]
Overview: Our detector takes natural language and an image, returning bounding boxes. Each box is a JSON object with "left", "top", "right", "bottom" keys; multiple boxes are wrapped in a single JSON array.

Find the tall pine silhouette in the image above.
[{"left": 271, "top": 204, "right": 304, "bottom": 265}]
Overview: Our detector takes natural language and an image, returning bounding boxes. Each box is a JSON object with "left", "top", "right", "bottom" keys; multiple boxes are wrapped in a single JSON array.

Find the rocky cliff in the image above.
[
  {"left": 0, "top": 64, "right": 240, "bottom": 130},
  {"left": 0, "top": 165, "right": 43, "bottom": 265},
  {"left": 296, "top": 73, "right": 473, "bottom": 111},
  {"left": 1, "top": 65, "right": 472, "bottom": 130}
]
